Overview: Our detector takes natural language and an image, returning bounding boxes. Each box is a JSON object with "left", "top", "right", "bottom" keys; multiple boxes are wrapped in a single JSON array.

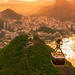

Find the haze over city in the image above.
[{"left": 0, "top": 0, "right": 75, "bottom": 15}]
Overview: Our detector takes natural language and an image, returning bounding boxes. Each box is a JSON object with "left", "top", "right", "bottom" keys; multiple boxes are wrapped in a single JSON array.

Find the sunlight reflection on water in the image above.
[{"left": 62, "top": 38, "right": 74, "bottom": 59}]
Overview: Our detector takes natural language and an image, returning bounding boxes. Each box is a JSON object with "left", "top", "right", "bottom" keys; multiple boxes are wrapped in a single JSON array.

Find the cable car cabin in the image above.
[
  {"left": 51, "top": 51, "right": 65, "bottom": 65},
  {"left": 51, "top": 39, "right": 65, "bottom": 65}
]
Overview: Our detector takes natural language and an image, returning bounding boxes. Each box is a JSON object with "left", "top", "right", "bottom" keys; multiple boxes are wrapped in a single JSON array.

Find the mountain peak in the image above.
[
  {"left": 36, "top": 0, "right": 75, "bottom": 21},
  {"left": 2, "top": 8, "right": 15, "bottom": 13},
  {"left": 55, "top": 0, "right": 70, "bottom": 7},
  {"left": 3, "top": 8, "right": 13, "bottom": 11},
  {"left": 0, "top": 8, "right": 22, "bottom": 20}
]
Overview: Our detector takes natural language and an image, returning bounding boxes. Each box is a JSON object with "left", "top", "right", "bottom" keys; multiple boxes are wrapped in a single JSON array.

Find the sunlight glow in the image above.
[
  {"left": 19, "top": 0, "right": 38, "bottom": 2},
  {"left": 62, "top": 38, "right": 74, "bottom": 58},
  {"left": 4, "top": 0, "right": 8, "bottom": 2},
  {"left": 19, "top": 0, "right": 52, "bottom": 2}
]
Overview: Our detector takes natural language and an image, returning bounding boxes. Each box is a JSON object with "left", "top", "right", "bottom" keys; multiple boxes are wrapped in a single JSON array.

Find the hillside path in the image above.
[{"left": 59, "top": 66, "right": 73, "bottom": 75}]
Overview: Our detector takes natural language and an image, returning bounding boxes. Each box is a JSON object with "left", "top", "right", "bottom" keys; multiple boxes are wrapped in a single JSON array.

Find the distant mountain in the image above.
[
  {"left": 0, "top": 8, "right": 22, "bottom": 20},
  {"left": 36, "top": 0, "right": 75, "bottom": 21},
  {"left": 51, "top": 0, "right": 75, "bottom": 20}
]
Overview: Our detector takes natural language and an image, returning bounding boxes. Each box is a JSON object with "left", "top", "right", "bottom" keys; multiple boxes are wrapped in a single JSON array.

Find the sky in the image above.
[
  {"left": 0, "top": 0, "right": 74, "bottom": 15},
  {"left": 0, "top": 0, "right": 74, "bottom": 3},
  {"left": 0, "top": 0, "right": 53, "bottom": 3}
]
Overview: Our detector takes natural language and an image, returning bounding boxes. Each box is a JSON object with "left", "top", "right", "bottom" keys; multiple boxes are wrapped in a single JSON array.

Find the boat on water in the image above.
[{"left": 51, "top": 39, "right": 65, "bottom": 65}]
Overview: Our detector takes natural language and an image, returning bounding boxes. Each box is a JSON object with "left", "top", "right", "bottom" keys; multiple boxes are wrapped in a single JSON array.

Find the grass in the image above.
[
  {"left": 65, "top": 60, "right": 75, "bottom": 75},
  {"left": 36, "top": 27, "right": 55, "bottom": 33}
]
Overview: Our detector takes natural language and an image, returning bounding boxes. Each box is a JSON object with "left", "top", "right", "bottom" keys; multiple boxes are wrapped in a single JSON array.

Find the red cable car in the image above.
[{"left": 51, "top": 39, "right": 65, "bottom": 65}]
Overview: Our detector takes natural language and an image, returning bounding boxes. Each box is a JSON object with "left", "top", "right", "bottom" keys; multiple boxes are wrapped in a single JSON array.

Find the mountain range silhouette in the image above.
[
  {"left": 36, "top": 0, "right": 75, "bottom": 20},
  {"left": 0, "top": 8, "right": 22, "bottom": 20}
]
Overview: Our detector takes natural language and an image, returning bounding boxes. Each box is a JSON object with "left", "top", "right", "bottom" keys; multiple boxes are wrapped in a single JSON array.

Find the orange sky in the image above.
[
  {"left": 0, "top": 0, "right": 54, "bottom": 15},
  {"left": 0, "top": 0, "right": 74, "bottom": 3},
  {"left": 2, "top": 0, "right": 73, "bottom": 3},
  {"left": 0, "top": 0, "right": 74, "bottom": 15},
  {"left": 0, "top": 0, "right": 52, "bottom": 3}
]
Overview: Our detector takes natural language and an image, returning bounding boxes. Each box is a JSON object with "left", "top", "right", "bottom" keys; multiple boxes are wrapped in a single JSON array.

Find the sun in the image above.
[{"left": 4, "top": 0, "right": 8, "bottom": 2}]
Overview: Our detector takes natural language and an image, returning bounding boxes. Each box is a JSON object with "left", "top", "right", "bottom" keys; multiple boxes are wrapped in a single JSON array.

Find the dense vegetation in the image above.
[
  {"left": 0, "top": 35, "right": 61, "bottom": 75},
  {"left": 37, "top": 27, "right": 55, "bottom": 33},
  {"left": 0, "top": 19, "right": 4, "bottom": 30},
  {"left": 15, "top": 20, "right": 22, "bottom": 25},
  {"left": 0, "top": 32, "right": 5, "bottom": 38},
  {"left": 65, "top": 61, "right": 75, "bottom": 75}
]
